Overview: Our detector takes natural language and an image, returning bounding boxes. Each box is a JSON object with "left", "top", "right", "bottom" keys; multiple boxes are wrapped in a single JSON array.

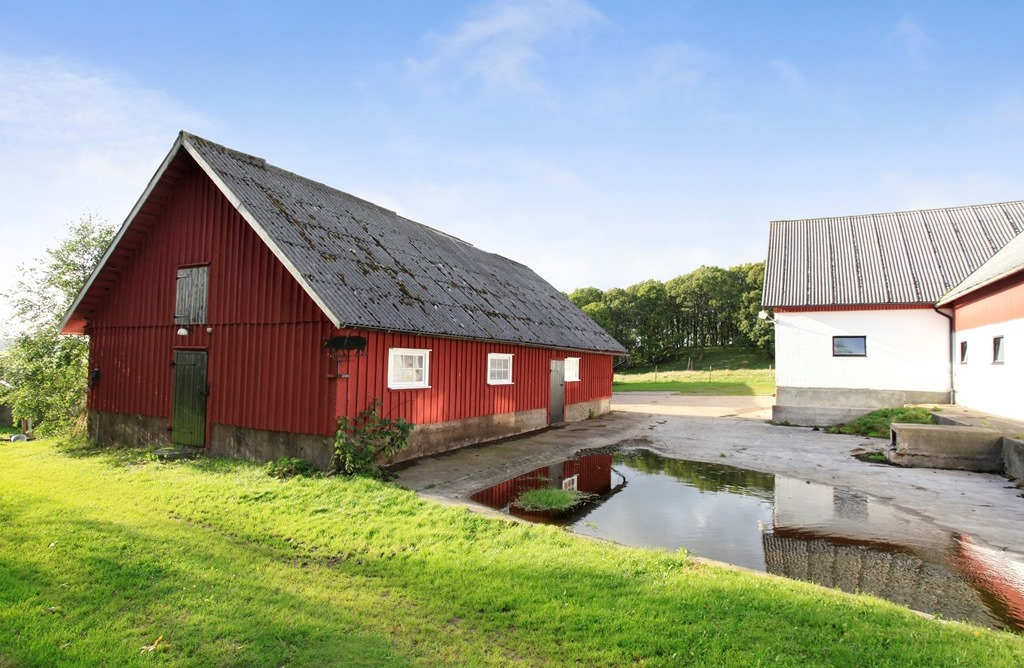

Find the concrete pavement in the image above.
[{"left": 392, "top": 393, "right": 1024, "bottom": 555}]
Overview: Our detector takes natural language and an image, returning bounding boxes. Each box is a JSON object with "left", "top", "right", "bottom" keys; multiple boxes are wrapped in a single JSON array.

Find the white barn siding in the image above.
[
  {"left": 952, "top": 318, "right": 1024, "bottom": 421},
  {"left": 773, "top": 308, "right": 951, "bottom": 425}
]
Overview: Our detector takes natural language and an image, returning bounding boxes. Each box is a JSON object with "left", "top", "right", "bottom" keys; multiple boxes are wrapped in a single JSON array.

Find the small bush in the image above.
[
  {"left": 265, "top": 456, "right": 314, "bottom": 479},
  {"left": 332, "top": 399, "right": 413, "bottom": 478},
  {"left": 827, "top": 407, "right": 936, "bottom": 439}
]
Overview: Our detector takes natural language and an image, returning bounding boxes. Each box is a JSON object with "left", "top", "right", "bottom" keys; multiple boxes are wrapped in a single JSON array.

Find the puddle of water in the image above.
[{"left": 469, "top": 449, "right": 1024, "bottom": 632}]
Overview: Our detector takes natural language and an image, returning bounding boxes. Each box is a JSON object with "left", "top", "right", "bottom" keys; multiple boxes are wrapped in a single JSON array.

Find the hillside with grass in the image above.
[{"left": 614, "top": 346, "right": 776, "bottom": 395}]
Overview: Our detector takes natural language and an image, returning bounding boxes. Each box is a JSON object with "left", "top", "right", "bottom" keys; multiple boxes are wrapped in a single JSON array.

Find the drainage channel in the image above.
[{"left": 469, "top": 449, "right": 1024, "bottom": 633}]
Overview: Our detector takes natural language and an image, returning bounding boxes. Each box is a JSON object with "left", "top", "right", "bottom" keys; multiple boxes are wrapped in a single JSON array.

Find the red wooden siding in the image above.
[
  {"left": 334, "top": 330, "right": 614, "bottom": 425},
  {"left": 952, "top": 275, "right": 1024, "bottom": 331},
  {"left": 86, "top": 156, "right": 337, "bottom": 438}
]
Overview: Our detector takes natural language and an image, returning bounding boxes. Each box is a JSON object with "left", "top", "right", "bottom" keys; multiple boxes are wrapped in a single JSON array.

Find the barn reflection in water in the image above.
[{"left": 471, "top": 450, "right": 1024, "bottom": 632}]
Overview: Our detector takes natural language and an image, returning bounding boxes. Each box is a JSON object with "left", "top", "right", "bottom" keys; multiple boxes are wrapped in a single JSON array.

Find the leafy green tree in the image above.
[
  {"left": 733, "top": 261, "right": 774, "bottom": 354},
  {"left": 567, "top": 286, "right": 604, "bottom": 309},
  {"left": 624, "top": 280, "right": 674, "bottom": 365},
  {"left": 569, "top": 261, "right": 771, "bottom": 368},
  {"left": 0, "top": 215, "right": 115, "bottom": 434}
]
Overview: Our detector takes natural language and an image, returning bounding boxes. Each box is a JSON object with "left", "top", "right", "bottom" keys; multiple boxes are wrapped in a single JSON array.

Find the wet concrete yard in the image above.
[{"left": 393, "top": 394, "right": 1024, "bottom": 630}]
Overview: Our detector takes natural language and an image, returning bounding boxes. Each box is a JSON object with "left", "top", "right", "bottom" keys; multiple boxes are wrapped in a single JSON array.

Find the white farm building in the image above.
[{"left": 762, "top": 200, "right": 1024, "bottom": 426}]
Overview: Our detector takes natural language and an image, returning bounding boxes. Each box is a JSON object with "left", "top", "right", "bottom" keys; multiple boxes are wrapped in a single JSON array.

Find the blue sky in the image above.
[{"left": 2, "top": 1, "right": 1024, "bottom": 324}]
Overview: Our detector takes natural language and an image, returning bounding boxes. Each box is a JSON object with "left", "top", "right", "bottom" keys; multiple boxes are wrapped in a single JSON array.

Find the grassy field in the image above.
[
  {"left": 614, "top": 347, "right": 776, "bottom": 395},
  {"left": 3, "top": 440, "right": 1023, "bottom": 667}
]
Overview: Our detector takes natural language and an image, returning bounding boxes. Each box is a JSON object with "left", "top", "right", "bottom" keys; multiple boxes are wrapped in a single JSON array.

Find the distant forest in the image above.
[{"left": 567, "top": 262, "right": 773, "bottom": 368}]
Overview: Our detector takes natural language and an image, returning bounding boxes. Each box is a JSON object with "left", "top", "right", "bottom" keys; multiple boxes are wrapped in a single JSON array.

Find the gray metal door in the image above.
[
  {"left": 549, "top": 359, "right": 565, "bottom": 424},
  {"left": 172, "top": 350, "right": 208, "bottom": 446}
]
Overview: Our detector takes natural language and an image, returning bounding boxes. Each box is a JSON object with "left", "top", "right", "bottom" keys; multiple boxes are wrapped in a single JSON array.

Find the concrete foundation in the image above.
[
  {"left": 89, "top": 399, "right": 612, "bottom": 470},
  {"left": 888, "top": 423, "right": 1004, "bottom": 472},
  {"left": 773, "top": 386, "right": 950, "bottom": 427},
  {"left": 88, "top": 410, "right": 169, "bottom": 446},
  {"left": 209, "top": 424, "right": 334, "bottom": 469},
  {"left": 1002, "top": 438, "right": 1024, "bottom": 483},
  {"left": 396, "top": 408, "right": 549, "bottom": 464},
  {"left": 564, "top": 398, "right": 611, "bottom": 424}
]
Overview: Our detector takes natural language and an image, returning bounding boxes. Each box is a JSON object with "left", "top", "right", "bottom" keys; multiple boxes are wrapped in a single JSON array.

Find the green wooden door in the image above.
[{"left": 172, "top": 350, "right": 208, "bottom": 446}]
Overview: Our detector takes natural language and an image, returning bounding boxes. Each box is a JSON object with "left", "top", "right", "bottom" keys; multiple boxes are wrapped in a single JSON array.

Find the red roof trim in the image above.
[{"left": 774, "top": 304, "right": 935, "bottom": 313}]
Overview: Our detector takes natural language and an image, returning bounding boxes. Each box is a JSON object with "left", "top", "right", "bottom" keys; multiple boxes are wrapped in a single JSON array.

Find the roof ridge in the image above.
[
  {"left": 769, "top": 198, "right": 1024, "bottom": 225},
  {"left": 181, "top": 131, "right": 402, "bottom": 217}
]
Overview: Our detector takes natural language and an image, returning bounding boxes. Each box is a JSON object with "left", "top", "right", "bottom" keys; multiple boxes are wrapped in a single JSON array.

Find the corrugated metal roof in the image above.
[
  {"left": 763, "top": 201, "right": 1024, "bottom": 308},
  {"left": 938, "top": 229, "right": 1024, "bottom": 305},
  {"left": 179, "top": 133, "right": 624, "bottom": 353}
]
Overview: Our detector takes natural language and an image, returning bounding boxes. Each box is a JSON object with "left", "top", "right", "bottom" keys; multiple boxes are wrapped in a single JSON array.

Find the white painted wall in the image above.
[
  {"left": 952, "top": 317, "right": 1024, "bottom": 421},
  {"left": 775, "top": 309, "right": 950, "bottom": 392}
]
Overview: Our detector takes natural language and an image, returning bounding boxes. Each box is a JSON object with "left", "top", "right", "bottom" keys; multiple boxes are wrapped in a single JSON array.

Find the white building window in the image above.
[
  {"left": 487, "top": 353, "right": 513, "bottom": 385},
  {"left": 959, "top": 340, "right": 968, "bottom": 364},
  {"left": 388, "top": 348, "right": 431, "bottom": 389},
  {"left": 993, "top": 336, "right": 1005, "bottom": 364},
  {"left": 564, "top": 357, "right": 581, "bottom": 382},
  {"left": 833, "top": 336, "right": 866, "bottom": 357}
]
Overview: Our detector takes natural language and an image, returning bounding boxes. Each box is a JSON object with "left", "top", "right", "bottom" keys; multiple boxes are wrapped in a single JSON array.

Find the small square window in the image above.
[
  {"left": 833, "top": 336, "right": 866, "bottom": 357},
  {"left": 959, "top": 341, "right": 968, "bottom": 364},
  {"left": 487, "top": 353, "right": 513, "bottom": 385},
  {"left": 175, "top": 265, "right": 209, "bottom": 325},
  {"left": 388, "top": 348, "right": 430, "bottom": 389},
  {"left": 564, "top": 357, "right": 581, "bottom": 382},
  {"left": 993, "top": 336, "right": 1005, "bottom": 364}
]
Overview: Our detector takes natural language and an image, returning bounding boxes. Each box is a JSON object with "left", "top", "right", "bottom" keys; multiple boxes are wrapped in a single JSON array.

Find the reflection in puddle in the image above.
[{"left": 470, "top": 450, "right": 1024, "bottom": 632}]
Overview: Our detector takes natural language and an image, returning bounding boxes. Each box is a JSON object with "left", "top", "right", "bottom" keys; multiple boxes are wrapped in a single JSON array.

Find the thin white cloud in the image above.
[
  {"left": 406, "top": 0, "right": 603, "bottom": 97},
  {"left": 637, "top": 43, "right": 706, "bottom": 95},
  {"left": 890, "top": 15, "right": 933, "bottom": 68},
  {"left": 0, "top": 51, "right": 201, "bottom": 324},
  {"left": 769, "top": 59, "right": 806, "bottom": 92},
  {"left": 880, "top": 170, "right": 1024, "bottom": 210},
  {"left": 593, "top": 42, "right": 709, "bottom": 114}
]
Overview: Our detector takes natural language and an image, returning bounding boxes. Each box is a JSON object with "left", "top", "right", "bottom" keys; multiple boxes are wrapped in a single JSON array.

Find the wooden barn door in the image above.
[
  {"left": 549, "top": 359, "right": 565, "bottom": 424},
  {"left": 172, "top": 350, "right": 208, "bottom": 446}
]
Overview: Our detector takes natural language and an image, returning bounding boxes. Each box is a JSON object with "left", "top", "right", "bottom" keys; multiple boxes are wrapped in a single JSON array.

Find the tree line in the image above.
[{"left": 567, "top": 262, "right": 773, "bottom": 368}]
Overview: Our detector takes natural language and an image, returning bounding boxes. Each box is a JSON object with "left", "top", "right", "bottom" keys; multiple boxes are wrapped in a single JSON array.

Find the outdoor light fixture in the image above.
[
  {"left": 757, "top": 310, "right": 777, "bottom": 324},
  {"left": 176, "top": 327, "right": 189, "bottom": 336}
]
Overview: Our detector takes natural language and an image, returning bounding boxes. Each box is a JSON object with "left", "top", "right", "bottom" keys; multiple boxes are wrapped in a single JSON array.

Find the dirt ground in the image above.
[{"left": 393, "top": 393, "right": 1024, "bottom": 556}]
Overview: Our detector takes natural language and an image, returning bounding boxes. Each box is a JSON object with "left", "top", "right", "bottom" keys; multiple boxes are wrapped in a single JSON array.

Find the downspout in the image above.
[{"left": 933, "top": 305, "right": 955, "bottom": 405}]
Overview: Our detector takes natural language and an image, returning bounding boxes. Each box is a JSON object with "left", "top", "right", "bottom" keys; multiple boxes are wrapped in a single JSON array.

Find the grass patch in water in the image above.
[{"left": 512, "top": 488, "right": 595, "bottom": 512}]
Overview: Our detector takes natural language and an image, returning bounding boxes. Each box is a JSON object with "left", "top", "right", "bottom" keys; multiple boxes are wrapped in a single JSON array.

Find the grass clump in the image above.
[
  {"left": 828, "top": 407, "right": 937, "bottom": 439},
  {"left": 265, "top": 456, "right": 316, "bottom": 479},
  {"left": 512, "top": 488, "right": 595, "bottom": 512}
]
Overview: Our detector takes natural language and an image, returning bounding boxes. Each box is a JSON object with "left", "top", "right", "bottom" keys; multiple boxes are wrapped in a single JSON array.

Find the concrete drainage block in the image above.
[{"left": 889, "top": 423, "right": 1004, "bottom": 472}]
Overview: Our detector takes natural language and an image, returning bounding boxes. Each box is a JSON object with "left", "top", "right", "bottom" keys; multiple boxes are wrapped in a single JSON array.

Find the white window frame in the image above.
[
  {"left": 564, "top": 357, "right": 581, "bottom": 382},
  {"left": 387, "top": 348, "right": 431, "bottom": 389},
  {"left": 487, "top": 353, "right": 514, "bottom": 385}
]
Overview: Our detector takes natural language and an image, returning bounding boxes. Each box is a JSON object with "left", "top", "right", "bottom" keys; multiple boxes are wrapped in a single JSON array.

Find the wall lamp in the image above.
[{"left": 757, "top": 310, "right": 777, "bottom": 324}]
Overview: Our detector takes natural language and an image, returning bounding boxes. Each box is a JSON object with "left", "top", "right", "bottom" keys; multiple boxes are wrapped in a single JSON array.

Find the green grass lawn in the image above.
[
  {"left": 2, "top": 440, "right": 1022, "bottom": 666},
  {"left": 615, "top": 348, "right": 776, "bottom": 395}
]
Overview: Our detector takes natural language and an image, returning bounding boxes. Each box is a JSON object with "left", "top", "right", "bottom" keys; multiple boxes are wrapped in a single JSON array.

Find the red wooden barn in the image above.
[{"left": 60, "top": 133, "right": 625, "bottom": 467}]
